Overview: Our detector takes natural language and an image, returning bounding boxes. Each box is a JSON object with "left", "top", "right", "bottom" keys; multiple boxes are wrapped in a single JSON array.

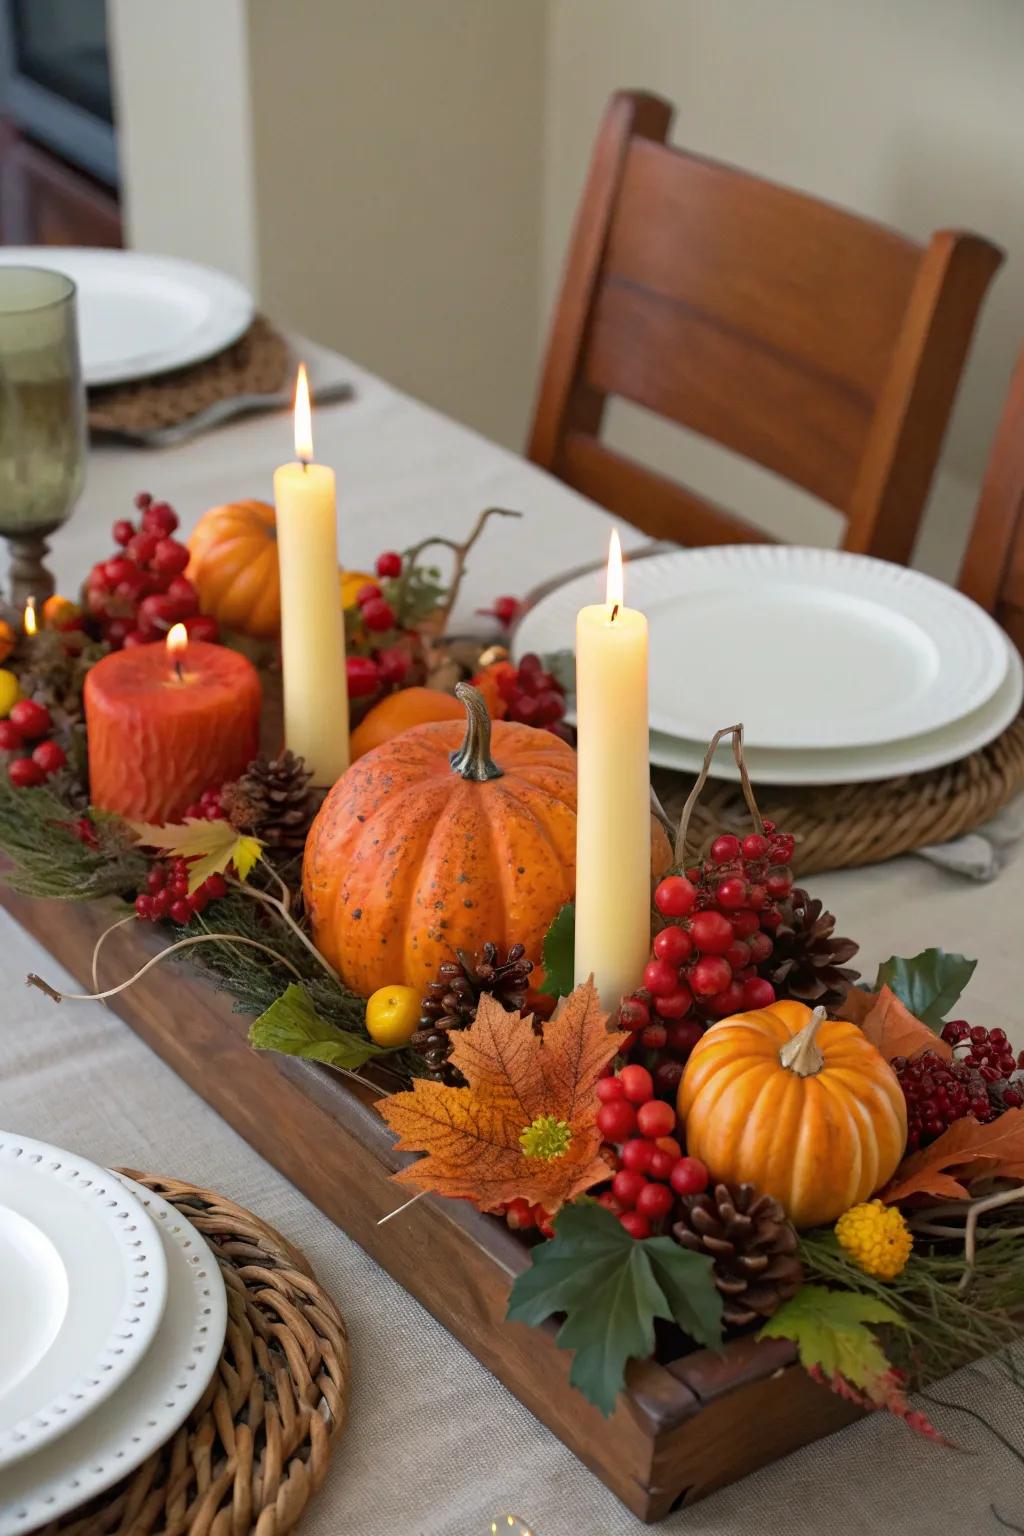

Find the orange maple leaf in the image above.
[
  {"left": 859, "top": 986, "right": 952, "bottom": 1065},
  {"left": 882, "top": 1107, "right": 1024, "bottom": 1204},
  {"left": 378, "top": 980, "right": 626, "bottom": 1212}
]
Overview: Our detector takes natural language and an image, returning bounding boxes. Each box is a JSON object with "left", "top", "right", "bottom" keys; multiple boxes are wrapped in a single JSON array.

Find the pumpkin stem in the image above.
[
  {"left": 450, "top": 683, "right": 503, "bottom": 781},
  {"left": 778, "top": 1005, "right": 828, "bottom": 1077}
]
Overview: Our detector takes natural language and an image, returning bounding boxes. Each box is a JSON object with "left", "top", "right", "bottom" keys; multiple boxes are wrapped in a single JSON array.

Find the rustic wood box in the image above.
[{"left": 1, "top": 886, "right": 863, "bottom": 1521}]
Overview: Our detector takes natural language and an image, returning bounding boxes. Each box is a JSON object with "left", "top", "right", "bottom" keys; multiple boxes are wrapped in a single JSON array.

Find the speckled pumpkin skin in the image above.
[{"left": 303, "top": 717, "right": 579, "bottom": 995}]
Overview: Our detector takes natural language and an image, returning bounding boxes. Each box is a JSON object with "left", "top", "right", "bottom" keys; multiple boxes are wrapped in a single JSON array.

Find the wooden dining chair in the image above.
[
  {"left": 528, "top": 90, "right": 1003, "bottom": 564},
  {"left": 958, "top": 344, "right": 1024, "bottom": 657}
]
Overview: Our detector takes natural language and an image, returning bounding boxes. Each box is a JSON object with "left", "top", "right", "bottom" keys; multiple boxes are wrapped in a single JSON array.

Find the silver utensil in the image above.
[{"left": 93, "top": 379, "right": 355, "bottom": 449}]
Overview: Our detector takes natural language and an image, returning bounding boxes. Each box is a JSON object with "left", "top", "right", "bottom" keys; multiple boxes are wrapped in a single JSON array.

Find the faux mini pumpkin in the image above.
[
  {"left": 187, "top": 500, "right": 282, "bottom": 638},
  {"left": 350, "top": 687, "right": 471, "bottom": 761},
  {"left": 188, "top": 500, "right": 365, "bottom": 639},
  {"left": 305, "top": 683, "right": 672, "bottom": 995},
  {"left": 678, "top": 1000, "right": 907, "bottom": 1229}
]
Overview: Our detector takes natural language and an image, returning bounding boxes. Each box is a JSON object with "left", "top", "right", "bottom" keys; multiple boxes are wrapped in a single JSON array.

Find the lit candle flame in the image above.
[
  {"left": 23, "top": 596, "right": 37, "bottom": 637},
  {"left": 605, "top": 528, "right": 623, "bottom": 617},
  {"left": 294, "top": 363, "right": 313, "bottom": 463},
  {"left": 167, "top": 622, "right": 188, "bottom": 659},
  {"left": 167, "top": 622, "right": 188, "bottom": 680}
]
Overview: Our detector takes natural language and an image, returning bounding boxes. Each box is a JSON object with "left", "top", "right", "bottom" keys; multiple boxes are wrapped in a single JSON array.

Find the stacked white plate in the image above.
[
  {"left": 0, "top": 248, "right": 254, "bottom": 387},
  {"left": 0, "top": 1135, "right": 227, "bottom": 1533},
  {"left": 514, "top": 546, "right": 1023, "bottom": 785}
]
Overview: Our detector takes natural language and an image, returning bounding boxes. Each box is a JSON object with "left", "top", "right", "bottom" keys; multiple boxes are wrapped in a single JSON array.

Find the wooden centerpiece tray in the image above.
[{"left": 0, "top": 884, "right": 861, "bottom": 1522}]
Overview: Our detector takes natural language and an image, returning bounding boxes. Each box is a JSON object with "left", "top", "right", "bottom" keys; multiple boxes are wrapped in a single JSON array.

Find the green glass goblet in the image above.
[{"left": 0, "top": 267, "right": 86, "bottom": 612}]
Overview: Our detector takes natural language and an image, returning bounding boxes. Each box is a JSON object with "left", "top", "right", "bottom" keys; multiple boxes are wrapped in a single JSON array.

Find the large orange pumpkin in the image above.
[
  {"left": 304, "top": 684, "right": 578, "bottom": 995},
  {"left": 678, "top": 1000, "right": 907, "bottom": 1229}
]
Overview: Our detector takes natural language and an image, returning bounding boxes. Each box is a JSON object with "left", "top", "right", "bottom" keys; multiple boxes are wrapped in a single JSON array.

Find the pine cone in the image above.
[
  {"left": 411, "top": 941, "right": 533, "bottom": 1083},
  {"left": 221, "top": 751, "right": 314, "bottom": 848},
  {"left": 766, "top": 887, "right": 860, "bottom": 1009},
  {"left": 672, "top": 1181, "right": 803, "bottom": 1328}
]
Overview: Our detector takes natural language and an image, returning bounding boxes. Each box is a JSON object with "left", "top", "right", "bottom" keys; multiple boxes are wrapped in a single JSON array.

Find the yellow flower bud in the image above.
[{"left": 835, "top": 1199, "right": 912, "bottom": 1280}]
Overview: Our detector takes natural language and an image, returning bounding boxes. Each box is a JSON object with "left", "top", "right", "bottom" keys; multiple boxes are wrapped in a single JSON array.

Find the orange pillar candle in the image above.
[{"left": 84, "top": 627, "right": 261, "bottom": 822}]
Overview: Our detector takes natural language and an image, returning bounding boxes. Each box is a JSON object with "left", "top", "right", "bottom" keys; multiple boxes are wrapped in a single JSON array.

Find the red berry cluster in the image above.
[
  {"left": 85, "top": 495, "right": 217, "bottom": 650},
  {"left": 134, "top": 858, "right": 227, "bottom": 924},
  {"left": 496, "top": 654, "right": 568, "bottom": 735},
  {"left": 618, "top": 822, "right": 796, "bottom": 1096},
  {"left": 593, "top": 1065, "right": 709, "bottom": 1238},
  {"left": 476, "top": 595, "right": 522, "bottom": 628},
  {"left": 181, "top": 786, "right": 224, "bottom": 821},
  {"left": 894, "top": 1024, "right": 1024, "bottom": 1150},
  {"left": 345, "top": 551, "right": 415, "bottom": 701},
  {"left": 498, "top": 1198, "right": 555, "bottom": 1239},
  {"left": 0, "top": 700, "right": 67, "bottom": 787}
]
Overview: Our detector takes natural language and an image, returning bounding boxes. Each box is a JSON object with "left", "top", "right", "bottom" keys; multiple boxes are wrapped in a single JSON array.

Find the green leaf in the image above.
[
  {"left": 506, "top": 1202, "right": 722, "bottom": 1415},
  {"left": 541, "top": 649, "right": 576, "bottom": 698},
  {"left": 130, "top": 817, "right": 264, "bottom": 894},
  {"left": 248, "top": 983, "right": 391, "bottom": 1070},
  {"left": 874, "top": 949, "right": 977, "bottom": 1028},
  {"left": 540, "top": 903, "right": 575, "bottom": 999},
  {"left": 759, "top": 1285, "right": 905, "bottom": 1391}
]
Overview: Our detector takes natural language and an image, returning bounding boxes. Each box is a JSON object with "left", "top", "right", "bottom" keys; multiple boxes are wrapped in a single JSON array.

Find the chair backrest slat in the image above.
[{"left": 530, "top": 90, "right": 1002, "bottom": 563}]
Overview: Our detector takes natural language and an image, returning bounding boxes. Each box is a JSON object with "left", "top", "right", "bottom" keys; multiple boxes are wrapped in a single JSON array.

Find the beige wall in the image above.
[
  {"left": 108, "top": 0, "right": 258, "bottom": 289},
  {"left": 246, "top": 0, "right": 546, "bottom": 450},
  {"left": 541, "top": 0, "right": 1024, "bottom": 575},
  {"left": 111, "top": 0, "right": 1024, "bottom": 574}
]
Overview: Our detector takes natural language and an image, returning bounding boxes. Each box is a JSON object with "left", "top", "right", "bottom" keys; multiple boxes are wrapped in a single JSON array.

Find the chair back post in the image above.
[
  {"left": 528, "top": 90, "right": 673, "bottom": 471},
  {"left": 846, "top": 230, "right": 1004, "bottom": 565},
  {"left": 959, "top": 347, "right": 1024, "bottom": 639}
]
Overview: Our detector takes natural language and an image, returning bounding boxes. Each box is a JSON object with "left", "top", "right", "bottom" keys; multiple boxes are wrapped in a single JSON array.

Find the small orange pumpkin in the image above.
[
  {"left": 678, "top": 1000, "right": 907, "bottom": 1228},
  {"left": 305, "top": 684, "right": 578, "bottom": 995},
  {"left": 350, "top": 687, "right": 467, "bottom": 760},
  {"left": 188, "top": 500, "right": 282, "bottom": 638}
]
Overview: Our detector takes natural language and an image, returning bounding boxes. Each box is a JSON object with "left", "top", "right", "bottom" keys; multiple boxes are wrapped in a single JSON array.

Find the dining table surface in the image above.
[{"left": 2, "top": 339, "right": 1023, "bottom": 1536}]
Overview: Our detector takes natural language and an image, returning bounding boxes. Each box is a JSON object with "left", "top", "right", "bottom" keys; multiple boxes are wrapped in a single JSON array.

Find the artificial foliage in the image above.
[
  {"left": 3, "top": 493, "right": 1024, "bottom": 1454},
  {"left": 506, "top": 1201, "right": 723, "bottom": 1416},
  {"left": 380, "top": 985, "right": 626, "bottom": 1211}
]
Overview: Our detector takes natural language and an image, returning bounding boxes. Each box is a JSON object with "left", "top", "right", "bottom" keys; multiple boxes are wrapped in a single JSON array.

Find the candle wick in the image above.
[
  {"left": 300, "top": 457, "right": 309, "bottom": 473},
  {"left": 174, "top": 658, "right": 184, "bottom": 683},
  {"left": 610, "top": 603, "right": 620, "bottom": 623}
]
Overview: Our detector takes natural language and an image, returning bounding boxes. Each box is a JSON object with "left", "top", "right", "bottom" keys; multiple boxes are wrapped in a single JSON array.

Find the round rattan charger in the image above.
[
  {"left": 654, "top": 717, "right": 1024, "bottom": 876},
  {"left": 48, "top": 1174, "right": 349, "bottom": 1536}
]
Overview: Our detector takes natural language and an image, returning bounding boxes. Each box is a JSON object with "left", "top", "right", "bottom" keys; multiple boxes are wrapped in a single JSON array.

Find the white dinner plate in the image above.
[
  {"left": 513, "top": 546, "right": 1009, "bottom": 751},
  {"left": 648, "top": 635, "right": 1023, "bottom": 785},
  {"left": 0, "top": 1136, "right": 168, "bottom": 1469},
  {"left": 0, "top": 1177, "right": 227, "bottom": 1534},
  {"left": 0, "top": 248, "right": 254, "bottom": 386}
]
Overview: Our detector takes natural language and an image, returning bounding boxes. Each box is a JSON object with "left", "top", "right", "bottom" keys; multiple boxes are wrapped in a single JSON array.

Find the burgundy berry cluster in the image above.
[
  {"left": 496, "top": 653, "right": 568, "bottom": 736},
  {"left": 135, "top": 858, "right": 227, "bottom": 924},
  {"left": 0, "top": 699, "right": 67, "bottom": 787},
  {"left": 86, "top": 494, "right": 217, "bottom": 650},
  {"left": 181, "top": 786, "right": 224, "bottom": 821},
  {"left": 893, "top": 1024, "right": 1024, "bottom": 1151},
  {"left": 345, "top": 551, "right": 414, "bottom": 701},
  {"left": 593, "top": 1065, "right": 708, "bottom": 1239}
]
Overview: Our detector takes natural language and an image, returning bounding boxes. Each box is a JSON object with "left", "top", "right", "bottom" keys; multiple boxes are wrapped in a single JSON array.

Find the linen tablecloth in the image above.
[{"left": 2, "top": 347, "right": 1022, "bottom": 1535}]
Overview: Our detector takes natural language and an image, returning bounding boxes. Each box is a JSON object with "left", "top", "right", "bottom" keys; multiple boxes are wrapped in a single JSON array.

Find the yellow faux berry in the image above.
[
  {"left": 365, "top": 984, "right": 421, "bottom": 1047},
  {"left": 835, "top": 1199, "right": 912, "bottom": 1280},
  {"left": 0, "top": 669, "right": 22, "bottom": 719}
]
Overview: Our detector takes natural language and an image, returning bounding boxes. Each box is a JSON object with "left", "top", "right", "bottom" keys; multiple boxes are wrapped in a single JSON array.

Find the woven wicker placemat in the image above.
[
  {"left": 49, "top": 1172, "right": 349, "bottom": 1536},
  {"left": 655, "top": 717, "right": 1024, "bottom": 876},
  {"left": 87, "top": 317, "right": 291, "bottom": 437}
]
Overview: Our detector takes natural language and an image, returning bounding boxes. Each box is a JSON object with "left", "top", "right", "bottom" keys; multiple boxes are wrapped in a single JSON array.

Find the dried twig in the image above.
[
  {"left": 908, "top": 1184, "right": 1024, "bottom": 1292},
  {"left": 401, "top": 506, "right": 522, "bottom": 633},
  {"left": 674, "top": 723, "right": 762, "bottom": 865},
  {"left": 28, "top": 932, "right": 305, "bottom": 1003}
]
